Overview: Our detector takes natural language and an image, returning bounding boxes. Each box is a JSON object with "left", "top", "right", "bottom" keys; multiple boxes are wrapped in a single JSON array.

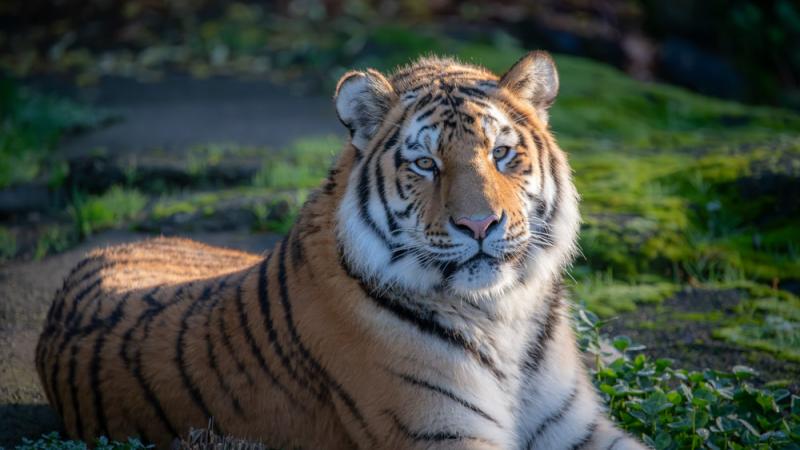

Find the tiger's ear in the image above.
[
  {"left": 335, "top": 69, "right": 397, "bottom": 151},
  {"left": 499, "top": 51, "right": 559, "bottom": 124}
]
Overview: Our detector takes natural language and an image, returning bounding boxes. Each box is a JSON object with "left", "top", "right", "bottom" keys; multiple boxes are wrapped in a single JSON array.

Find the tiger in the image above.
[{"left": 36, "top": 51, "right": 647, "bottom": 450}]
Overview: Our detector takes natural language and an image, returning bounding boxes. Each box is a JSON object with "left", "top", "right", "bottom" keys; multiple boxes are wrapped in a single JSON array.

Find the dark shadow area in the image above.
[{"left": 0, "top": 403, "right": 62, "bottom": 448}]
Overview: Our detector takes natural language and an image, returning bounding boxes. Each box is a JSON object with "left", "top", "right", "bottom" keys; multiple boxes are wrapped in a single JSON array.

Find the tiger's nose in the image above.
[{"left": 453, "top": 214, "right": 500, "bottom": 240}]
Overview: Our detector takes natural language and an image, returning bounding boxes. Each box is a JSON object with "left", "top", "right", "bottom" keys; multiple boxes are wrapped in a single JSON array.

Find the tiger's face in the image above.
[{"left": 334, "top": 52, "right": 577, "bottom": 301}]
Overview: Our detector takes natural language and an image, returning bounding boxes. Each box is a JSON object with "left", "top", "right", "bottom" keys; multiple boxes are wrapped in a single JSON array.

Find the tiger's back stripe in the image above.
[
  {"left": 216, "top": 292, "right": 255, "bottom": 386},
  {"left": 46, "top": 284, "right": 107, "bottom": 424},
  {"left": 277, "top": 237, "right": 376, "bottom": 444},
  {"left": 256, "top": 252, "right": 328, "bottom": 404},
  {"left": 203, "top": 277, "right": 245, "bottom": 416},
  {"left": 175, "top": 284, "right": 231, "bottom": 433},
  {"left": 89, "top": 293, "right": 130, "bottom": 438},
  {"left": 64, "top": 288, "right": 119, "bottom": 441},
  {"left": 67, "top": 343, "right": 85, "bottom": 440},
  {"left": 54, "top": 255, "right": 235, "bottom": 325},
  {"left": 234, "top": 266, "right": 307, "bottom": 412},
  {"left": 117, "top": 285, "right": 180, "bottom": 438}
]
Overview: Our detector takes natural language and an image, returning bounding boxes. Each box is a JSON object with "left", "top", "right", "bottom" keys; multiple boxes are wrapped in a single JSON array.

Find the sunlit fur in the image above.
[{"left": 36, "top": 53, "right": 647, "bottom": 449}]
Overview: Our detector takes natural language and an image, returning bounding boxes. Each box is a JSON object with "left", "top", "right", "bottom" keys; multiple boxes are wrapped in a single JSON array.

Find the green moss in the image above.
[
  {"left": 152, "top": 200, "right": 199, "bottom": 219},
  {"left": 715, "top": 317, "right": 800, "bottom": 362}
]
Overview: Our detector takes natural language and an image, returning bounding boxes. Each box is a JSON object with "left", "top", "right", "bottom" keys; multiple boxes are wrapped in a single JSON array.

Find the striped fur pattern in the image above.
[{"left": 36, "top": 52, "right": 647, "bottom": 449}]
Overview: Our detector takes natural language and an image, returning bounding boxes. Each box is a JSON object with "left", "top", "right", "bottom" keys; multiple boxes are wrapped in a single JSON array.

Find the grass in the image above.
[
  {"left": 0, "top": 78, "right": 112, "bottom": 189},
  {"left": 70, "top": 186, "right": 147, "bottom": 238},
  {"left": 252, "top": 135, "right": 340, "bottom": 189}
]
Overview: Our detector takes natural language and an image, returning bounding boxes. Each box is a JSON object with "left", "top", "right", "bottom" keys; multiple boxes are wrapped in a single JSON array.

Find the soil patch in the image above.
[{"left": 604, "top": 288, "right": 800, "bottom": 391}]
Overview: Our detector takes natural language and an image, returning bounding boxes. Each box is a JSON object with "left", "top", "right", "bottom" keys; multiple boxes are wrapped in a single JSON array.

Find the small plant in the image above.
[
  {"left": 33, "top": 225, "right": 77, "bottom": 260},
  {"left": 0, "top": 226, "right": 16, "bottom": 260},
  {"left": 575, "top": 306, "right": 800, "bottom": 449},
  {"left": 69, "top": 186, "right": 147, "bottom": 238},
  {"left": 252, "top": 135, "right": 338, "bottom": 190},
  {"left": 15, "top": 432, "right": 152, "bottom": 450}
]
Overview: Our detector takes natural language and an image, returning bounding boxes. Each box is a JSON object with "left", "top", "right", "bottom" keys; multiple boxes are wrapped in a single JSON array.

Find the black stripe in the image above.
[
  {"left": 47, "top": 287, "right": 107, "bottom": 424},
  {"left": 413, "top": 92, "right": 433, "bottom": 111},
  {"left": 393, "top": 148, "right": 409, "bottom": 201},
  {"left": 357, "top": 145, "right": 392, "bottom": 247},
  {"left": 64, "top": 279, "right": 102, "bottom": 327},
  {"left": 67, "top": 344, "right": 85, "bottom": 441},
  {"left": 523, "top": 384, "right": 578, "bottom": 450},
  {"left": 289, "top": 226, "right": 306, "bottom": 269},
  {"left": 234, "top": 266, "right": 306, "bottom": 411},
  {"left": 522, "top": 286, "right": 562, "bottom": 374},
  {"left": 130, "top": 353, "right": 179, "bottom": 439},
  {"left": 175, "top": 285, "right": 220, "bottom": 432},
  {"left": 384, "top": 409, "right": 490, "bottom": 444},
  {"left": 456, "top": 86, "right": 488, "bottom": 98},
  {"left": 52, "top": 255, "right": 102, "bottom": 320},
  {"left": 256, "top": 253, "right": 327, "bottom": 402},
  {"left": 54, "top": 255, "right": 228, "bottom": 324},
  {"left": 606, "top": 435, "right": 626, "bottom": 450},
  {"left": 277, "top": 238, "right": 375, "bottom": 444},
  {"left": 375, "top": 152, "right": 399, "bottom": 238},
  {"left": 570, "top": 421, "right": 598, "bottom": 450},
  {"left": 338, "top": 250, "right": 504, "bottom": 380},
  {"left": 390, "top": 371, "right": 500, "bottom": 426},
  {"left": 118, "top": 285, "right": 180, "bottom": 438},
  {"left": 415, "top": 106, "right": 437, "bottom": 121},
  {"left": 216, "top": 283, "right": 255, "bottom": 386},
  {"left": 204, "top": 277, "right": 244, "bottom": 416},
  {"left": 89, "top": 295, "right": 128, "bottom": 438},
  {"left": 119, "top": 288, "right": 168, "bottom": 369}
]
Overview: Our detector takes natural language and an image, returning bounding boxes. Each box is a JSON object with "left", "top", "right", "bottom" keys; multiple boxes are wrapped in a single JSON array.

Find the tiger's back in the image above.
[{"left": 35, "top": 237, "right": 354, "bottom": 448}]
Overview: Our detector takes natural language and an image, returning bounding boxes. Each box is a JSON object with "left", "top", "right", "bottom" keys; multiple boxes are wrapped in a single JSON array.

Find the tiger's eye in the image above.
[
  {"left": 492, "top": 146, "right": 510, "bottom": 160},
  {"left": 414, "top": 157, "right": 436, "bottom": 171}
]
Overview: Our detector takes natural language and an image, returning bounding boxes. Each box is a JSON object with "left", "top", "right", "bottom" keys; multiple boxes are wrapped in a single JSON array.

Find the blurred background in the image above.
[{"left": 1, "top": 1, "right": 799, "bottom": 448}]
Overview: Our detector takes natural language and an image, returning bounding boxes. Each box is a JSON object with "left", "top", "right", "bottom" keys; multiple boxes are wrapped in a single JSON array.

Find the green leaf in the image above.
[
  {"left": 732, "top": 365, "right": 759, "bottom": 380},
  {"left": 612, "top": 335, "right": 632, "bottom": 352}
]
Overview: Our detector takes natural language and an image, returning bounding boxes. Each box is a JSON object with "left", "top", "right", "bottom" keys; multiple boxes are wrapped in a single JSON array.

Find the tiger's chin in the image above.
[{"left": 446, "top": 257, "right": 519, "bottom": 299}]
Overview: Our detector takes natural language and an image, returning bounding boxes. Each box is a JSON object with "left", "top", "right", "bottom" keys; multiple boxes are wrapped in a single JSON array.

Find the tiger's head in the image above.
[{"left": 334, "top": 52, "right": 579, "bottom": 301}]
